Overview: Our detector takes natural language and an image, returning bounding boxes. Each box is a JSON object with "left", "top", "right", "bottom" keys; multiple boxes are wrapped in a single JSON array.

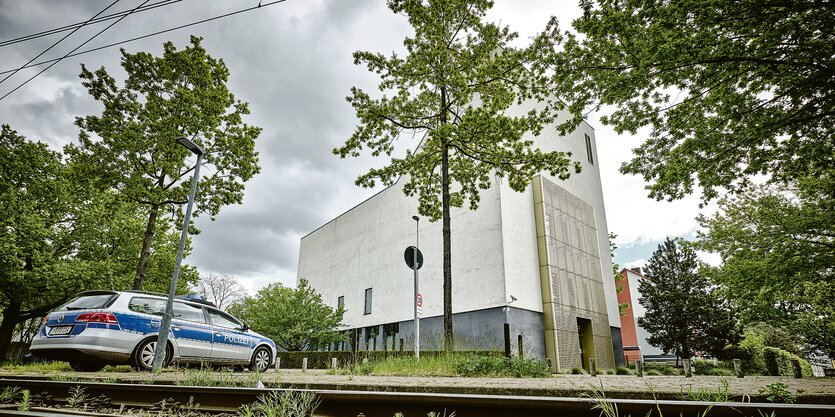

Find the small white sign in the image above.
[{"left": 417, "top": 306, "right": 423, "bottom": 317}]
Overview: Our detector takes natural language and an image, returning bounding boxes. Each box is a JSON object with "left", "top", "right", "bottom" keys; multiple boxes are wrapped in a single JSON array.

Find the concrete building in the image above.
[
  {"left": 617, "top": 267, "right": 665, "bottom": 363},
  {"left": 297, "top": 104, "right": 622, "bottom": 371}
]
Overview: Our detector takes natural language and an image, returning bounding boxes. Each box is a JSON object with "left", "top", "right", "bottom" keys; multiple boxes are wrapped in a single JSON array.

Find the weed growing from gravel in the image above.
[
  {"left": 678, "top": 379, "right": 731, "bottom": 402},
  {"left": 239, "top": 390, "right": 319, "bottom": 417},
  {"left": 0, "top": 386, "right": 20, "bottom": 404},
  {"left": 66, "top": 386, "right": 88, "bottom": 409},
  {"left": 758, "top": 381, "right": 802, "bottom": 404},
  {"left": 17, "top": 389, "right": 30, "bottom": 412},
  {"left": 0, "top": 360, "right": 72, "bottom": 373}
]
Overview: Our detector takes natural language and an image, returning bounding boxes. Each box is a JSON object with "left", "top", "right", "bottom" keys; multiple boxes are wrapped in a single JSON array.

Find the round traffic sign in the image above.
[
  {"left": 417, "top": 293, "right": 423, "bottom": 307},
  {"left": 404, "top": 246, "right": 423, "bottom": 269}
]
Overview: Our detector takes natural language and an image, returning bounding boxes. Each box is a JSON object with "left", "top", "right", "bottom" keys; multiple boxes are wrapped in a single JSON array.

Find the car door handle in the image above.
[
  {"left": 214, "top": 332, "right": 223, "bottom": 337},
  {"left": 172, "top": 326, "right": 181, "bottom": 332}
]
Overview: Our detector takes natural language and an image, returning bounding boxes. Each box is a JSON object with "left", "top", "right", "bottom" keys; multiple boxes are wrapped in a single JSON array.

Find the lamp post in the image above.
[
  {"left": 503, "top": 295, "right": 516, "bottom": 358},
  {"left": 412, "top": 215, "right": 420, "bottom": 361},
  {"left": 151, "top": 136, "right": 204, "bottom": 372}
]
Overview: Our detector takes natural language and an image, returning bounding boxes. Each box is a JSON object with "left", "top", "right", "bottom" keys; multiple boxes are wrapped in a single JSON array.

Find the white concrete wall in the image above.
[{"left": 298, "top": 176, "right": 508, "bottom": 329}]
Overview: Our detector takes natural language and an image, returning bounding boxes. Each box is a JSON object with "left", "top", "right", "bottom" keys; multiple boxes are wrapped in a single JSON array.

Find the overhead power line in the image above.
[
  {"left": 0, "top": 0, "right": 183, "bottom": 48},
  {"left": 0, "top": 0, "right": 152, "bottom": 102},
  {"left": 0, "top": 0, "right": 121, "bottom": 85},
  {"left": 0, "top": 0, "right": 288, "bottom": 78}
]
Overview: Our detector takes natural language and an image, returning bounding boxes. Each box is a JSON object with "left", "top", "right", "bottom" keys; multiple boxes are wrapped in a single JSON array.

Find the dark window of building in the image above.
[
  {"left": 364, "top": 288, "right": 372, "bottom": 315},
  {"left": 337, "top": 296, "right": 344, "bottom": 310},
  {"left": 585, "top": 134, "right": 594, "bottom": 165}
]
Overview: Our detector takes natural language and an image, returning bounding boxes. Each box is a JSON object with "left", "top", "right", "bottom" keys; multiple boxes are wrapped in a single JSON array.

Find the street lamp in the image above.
[
  {"left": 412, "top": 215, "right": 420, "bottom": 361},
  {"left": 151, "top": 136, "right": 205, "bottom": 372}
]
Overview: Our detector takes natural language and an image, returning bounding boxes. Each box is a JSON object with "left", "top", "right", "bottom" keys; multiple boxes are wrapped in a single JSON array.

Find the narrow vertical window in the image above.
[
  {"left": 585, "top": 134, "right": 594, "bottom": 165},
  {"left": 337, "top": 296, "right": 344, "bottom": 310},
  {"left": 364, "top": 288, "right": 372, "bottom": 315}
]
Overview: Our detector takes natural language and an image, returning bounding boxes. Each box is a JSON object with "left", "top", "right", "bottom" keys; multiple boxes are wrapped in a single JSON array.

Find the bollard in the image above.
[
  {"left": 504, "top": 323, "right": 511, "bottom": 358},
  {"left": 517, "top": 335, "right": 524, "bottom": 358},
  {"left": 302, "top": 357, "right": 308, "bottom": 372},
  {"left": 332, "top": 357, "right": 338, "bottom": 370},
  {"left": 683, "top": 359, "right": 692, "bottom": 377},
  {"left": 589, "top": 358, "right": 597, "bottom": 376},
  {"left": 733, "top": 359, "right": 744, "bottom": 378},
  {"left": 399, "top": 338, "right": 404, "bottom": 353},
  {"left": 275, "top": 357, "right": 281, "bottom": 371},
  {"left": 546, "top": 358, "right": 552, "bottom": 369},
  {"left": 636, "top": 360, "right": 643, "bottom": 377},
  {"left": 791, "top": 359, "right": 803, "bottom": 378}
]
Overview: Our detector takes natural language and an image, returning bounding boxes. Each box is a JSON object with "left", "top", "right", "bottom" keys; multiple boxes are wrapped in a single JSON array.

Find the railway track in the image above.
[{"left": 0, "top": 378, "right": 833, "bottom": 416}]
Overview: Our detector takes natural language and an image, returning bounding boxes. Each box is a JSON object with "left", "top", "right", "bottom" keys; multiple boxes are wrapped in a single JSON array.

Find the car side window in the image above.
[
  {"left": 207, "top": 309, "right": 241, "bottom": 329},
  {"left": 128, "top": 297, "right": 166, "bottom": 316},
  {"left": 173, "top": 302, "right": 206, "bottom": 323}
]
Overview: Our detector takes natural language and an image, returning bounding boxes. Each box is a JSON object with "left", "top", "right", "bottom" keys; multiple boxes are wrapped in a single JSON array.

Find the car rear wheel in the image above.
[
  {"left": 69, "top": 361, "right": 105, "bottom": 372},
  {"left": 250, "top": 346, "right": 271, "bottom": 372},
  {"left": 133, "top": 338, "right": 171, "bottom": 371}
]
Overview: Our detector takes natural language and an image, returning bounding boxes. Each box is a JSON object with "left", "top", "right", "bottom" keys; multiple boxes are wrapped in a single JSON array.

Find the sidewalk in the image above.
[{"left": 258, "top": 369, "right": 835, "bottom": 403}]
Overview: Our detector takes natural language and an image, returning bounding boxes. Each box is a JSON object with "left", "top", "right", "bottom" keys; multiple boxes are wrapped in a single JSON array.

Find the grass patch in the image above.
[
  {"left": 0, "top": 361, "right": 72, "bottom": 373},
  {"left": 678, "top": 379, "right": 731, "bottom": 402},
  {"left": 239, "top": 390, "right": 319, "bottom": 417},
  {"left": 175, "top": 367, "right": 262, "bottom": 388}
]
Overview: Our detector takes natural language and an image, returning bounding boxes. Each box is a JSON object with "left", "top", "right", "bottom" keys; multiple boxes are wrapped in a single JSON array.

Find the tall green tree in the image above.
[
  {"left": 0, "top": 125, "right": 197, "bottom": 357},
  {"left": 335, "top": 0, "right": 577, "bottom": 351},
  {"left": 698, "top": 177, "right": 835, "bottom": 356},
  {"left": 638, "top": 238, "right": 739, "bottom": 361},
  {"left": 230, "top": 279, "right": 345, "bottom": 352},
  {"left": 557, "top": 0, "right": 835, "bottom": 202},
  {"left": 67, "top": 36, "right": 261, "bottom": 290}
]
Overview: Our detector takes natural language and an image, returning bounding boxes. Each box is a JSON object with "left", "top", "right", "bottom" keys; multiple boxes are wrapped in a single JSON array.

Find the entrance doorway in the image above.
[{"left": 577, "top": 317, "right": 596, "bottom": 371}]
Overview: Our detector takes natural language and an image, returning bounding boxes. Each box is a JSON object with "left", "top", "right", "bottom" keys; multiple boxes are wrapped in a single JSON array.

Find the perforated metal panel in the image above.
[{"left": 534, "top": 176, "right": 614, "bottom": 372}]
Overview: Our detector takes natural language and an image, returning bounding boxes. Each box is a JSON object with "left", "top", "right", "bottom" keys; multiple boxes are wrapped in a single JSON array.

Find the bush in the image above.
[
  {"left": 762, "top": 347, "right": 812, "bottom": 377},
  {"left": 453, "top": 355, "right": 508, "bottom": 377},
  {"left": 508, "top": 357, "right": 550, "bottom": 378},
  {"left": 615, "top": 365, "right": 634, "bottom": 375},
  {"left": 570, "top": 367, "right": 587, "bottom": 375},
  {"left": 692, "top": 359, "right": 734, "bottom": 376},
  {"left": 643, "top": 362, "right": 682, "bottom": 375}
]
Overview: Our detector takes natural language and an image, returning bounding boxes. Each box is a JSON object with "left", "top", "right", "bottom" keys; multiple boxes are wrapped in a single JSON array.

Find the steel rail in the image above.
[{"left": 0, "top": 378, "right": 833, "bottom": 417}]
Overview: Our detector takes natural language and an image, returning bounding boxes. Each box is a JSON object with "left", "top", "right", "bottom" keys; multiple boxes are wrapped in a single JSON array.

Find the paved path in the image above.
[{"left": 260, "top": 369, "right": 835, "bottom": 402}]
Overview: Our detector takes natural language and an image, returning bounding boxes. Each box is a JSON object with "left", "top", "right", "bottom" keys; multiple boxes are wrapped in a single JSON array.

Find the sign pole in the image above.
[{"left": 412, "top": 216, "right": 420, "bottom": 361}]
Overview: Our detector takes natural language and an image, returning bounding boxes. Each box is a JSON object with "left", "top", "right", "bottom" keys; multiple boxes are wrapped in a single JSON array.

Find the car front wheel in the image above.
[
  {"left": 133, "top": 338, "right": 171, "bottom": 371},
  {"left": 250, "top": 346, "right": 271, "bottom": 372}
]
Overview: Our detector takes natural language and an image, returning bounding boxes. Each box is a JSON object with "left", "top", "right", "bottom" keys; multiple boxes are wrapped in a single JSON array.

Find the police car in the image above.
[{"left": 29, "top": 290, "right": 276, "bottom": 372}]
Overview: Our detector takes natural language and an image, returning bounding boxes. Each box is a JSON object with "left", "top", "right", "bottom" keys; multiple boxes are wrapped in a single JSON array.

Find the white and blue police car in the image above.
[{"left": 29, "top": 290, "right": 276, "bottom": 372}]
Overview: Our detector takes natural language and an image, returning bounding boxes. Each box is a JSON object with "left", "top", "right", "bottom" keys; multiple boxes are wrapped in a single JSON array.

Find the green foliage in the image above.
[
  {"left": 508, "top": 357, "right": 550, "bottom": 378},
  {"left": 66, "top": 386, "right": 88, "bottom": 409},
  {"left": 67, "top": 35, "right": 261, "bottom": 290},
  {"left": 762, "top": 347, "right": 812, "bottom": 378},
  {"left": 0, "top": 387, "right": 20, "bottom": 404},
  {"left": 0, "top": 125, "right": 194, "bottom": 356},
  {"left": 337, "top": 0, "right": 577, "bottom": 351},
  {"left": 758, "top": 382, "right": 798, "bottom": 404},
  {"left": 557, "top": 0, "right": 835, "bottom": 203},
  {"left": 691, "top": 359, "right": 734, "bottom": 376},
  {"left": 638, "top": 238, "right": 740, "bottom": 360},
  {"left": 698, "top": 179, "right": 835, "bottom": 357},
  {"left": 609, "top": 233, "right": 629, "bottom": 316},
  {"left": 17, "top": 389, "right": 30, "bottom": 412},
  {"left": 230, "top": 278, "right": 345, "bottom": 351}
]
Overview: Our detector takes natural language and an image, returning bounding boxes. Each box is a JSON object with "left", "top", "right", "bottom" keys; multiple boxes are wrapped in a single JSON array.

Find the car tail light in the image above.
[{"left": 76, "top": 312, "right": 119, "bottom": 325}]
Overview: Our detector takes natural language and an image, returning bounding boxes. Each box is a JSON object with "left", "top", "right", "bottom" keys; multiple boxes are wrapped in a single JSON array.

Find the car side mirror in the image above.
[{"left": 240, "top": 323, "right": 249, "bottom": 332}]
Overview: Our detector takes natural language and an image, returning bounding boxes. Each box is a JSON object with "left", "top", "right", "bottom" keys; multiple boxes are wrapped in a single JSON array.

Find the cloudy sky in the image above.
[{"left": 0, "top": 0, "right": 716, "bottom": 293}]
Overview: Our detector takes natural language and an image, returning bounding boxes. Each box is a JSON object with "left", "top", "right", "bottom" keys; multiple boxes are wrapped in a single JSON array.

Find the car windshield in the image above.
[{"left": 62, "top": 294, "right": 116, "bottom": 310}]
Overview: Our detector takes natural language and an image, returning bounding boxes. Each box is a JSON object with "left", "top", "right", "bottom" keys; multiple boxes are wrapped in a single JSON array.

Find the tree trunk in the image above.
[
  {"left": 440, "top": 87, "right": 453, "bottom": 353},
  {"left": 133, "top": 204, "right": 160, "bottom": 290},
  {"left": 0, "top": 302, "right": 22, "bottom": 360}
]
